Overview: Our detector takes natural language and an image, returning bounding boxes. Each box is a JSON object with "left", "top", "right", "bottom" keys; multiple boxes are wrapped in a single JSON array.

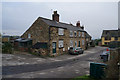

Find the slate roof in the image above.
[
  {"left": 39, "top": 17, "right": 85, "bottom": 31},
  {"left": 86, "top": 32, "right": 91, "bottom": 38},
  {"left": 2, "top": 35, "right": 11, "bottom": 38},
  {"left": 101, "top": 29, "right": 120, "bottom": 37},
  {"left": 15, "top": 38, "right": 32, "bottom": 42}
]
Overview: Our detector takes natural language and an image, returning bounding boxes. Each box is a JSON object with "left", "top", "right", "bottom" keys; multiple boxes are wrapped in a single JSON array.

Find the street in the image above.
[{"left": 2, "top": 46, "right": 107, "bottom": 78}]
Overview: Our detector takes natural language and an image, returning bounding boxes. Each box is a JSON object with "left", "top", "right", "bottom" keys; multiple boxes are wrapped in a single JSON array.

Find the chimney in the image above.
[
  {"left": 76, "top": 21, "right": 80, "bottom": 27},
  {"left": 52, "top": 11, "right": 59, "bottom": 22}
]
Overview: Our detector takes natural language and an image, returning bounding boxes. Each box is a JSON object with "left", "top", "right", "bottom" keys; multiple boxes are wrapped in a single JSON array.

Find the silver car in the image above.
[{"left": 69, "top": 47, "right": 84, "bottom": 55}]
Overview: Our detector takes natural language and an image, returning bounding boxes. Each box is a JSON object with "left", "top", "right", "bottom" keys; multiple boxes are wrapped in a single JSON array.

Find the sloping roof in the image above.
[
  {"left": 2, "top": 35, "right": 10, "bottom": 38},
  {"left": 39, "top": 17, "right": 84, "bottom": 31},
  {"left": 101, "top": 30, "right": 119, "bottom": 37},
  {"left": 86, "top": 32, "right": 91, "bottom": 38},
  {"left": 15, "top": 38, "right": 32, "bottom": 42}
]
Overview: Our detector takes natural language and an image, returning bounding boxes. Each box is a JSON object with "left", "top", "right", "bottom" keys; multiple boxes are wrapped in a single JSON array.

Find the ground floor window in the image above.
[
  {"left": 75, "top": 41, "right": 77, "bottom": 47},
  {"left": 78, "top": 41, "right": 80, "bottom": 47},
  {"left": 104, "top": 42, "right": 109, "bottom": 45},
  {"left": 70, "top": 40, "right": 73, "bottom": 47},
  {"left": 59, "top": 40, "right": 63, "bottom": 48}
]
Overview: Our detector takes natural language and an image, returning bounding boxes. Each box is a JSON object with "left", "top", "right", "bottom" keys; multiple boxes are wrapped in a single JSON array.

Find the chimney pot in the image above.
[
  {"left": 52, "top": 11, "right": 59, "bottom": 22},
  {"left": 76, "top": 21, "right": 80, "bottom": 27}
]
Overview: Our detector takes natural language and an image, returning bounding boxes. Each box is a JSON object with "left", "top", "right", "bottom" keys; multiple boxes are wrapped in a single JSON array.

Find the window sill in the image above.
[
  {"left": 59, "top": 47, "right": 64, "bottom": 49},
  {"left": 58, "top": 35, "right": 65, "bottom": 36}
]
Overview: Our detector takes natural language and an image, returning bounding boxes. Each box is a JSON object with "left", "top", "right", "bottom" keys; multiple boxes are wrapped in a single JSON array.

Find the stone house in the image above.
[
  {"left": 21, "top": 11, "right": 91, "bottom": 56},
  {"left": 85, "top": 32, "right": 92, "bottom": 49},
  {"left": 101, "top": 29, "right": 120, "bottom": 46}
]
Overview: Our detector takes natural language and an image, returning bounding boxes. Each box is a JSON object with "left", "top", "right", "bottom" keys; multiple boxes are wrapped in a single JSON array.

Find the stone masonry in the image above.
[{"left": 21, "top": 11, "right": 91, "bottom": 56}]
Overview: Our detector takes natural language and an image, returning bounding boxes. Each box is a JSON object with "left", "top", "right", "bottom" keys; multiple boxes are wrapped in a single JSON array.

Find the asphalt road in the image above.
[{"left": 2, "top": 46, "right": 107, "bottom": 78}]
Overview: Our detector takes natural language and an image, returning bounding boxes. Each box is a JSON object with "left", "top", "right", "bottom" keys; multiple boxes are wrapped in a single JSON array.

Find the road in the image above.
[{"left": 2, "top": 46, "right": 107, "bottom": 78}]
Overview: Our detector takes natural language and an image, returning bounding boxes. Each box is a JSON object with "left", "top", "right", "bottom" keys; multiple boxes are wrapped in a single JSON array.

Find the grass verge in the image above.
[{"left": 72, "top": 75, "right": 96, "bottom": 80}]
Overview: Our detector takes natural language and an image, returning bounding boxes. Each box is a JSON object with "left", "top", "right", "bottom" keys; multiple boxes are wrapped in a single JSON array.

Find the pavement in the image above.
[{"left": 2, "top": 46, "right": 107, "bottom": 78}]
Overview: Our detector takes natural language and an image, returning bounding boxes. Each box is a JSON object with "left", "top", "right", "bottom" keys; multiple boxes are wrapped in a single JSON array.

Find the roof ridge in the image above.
[{"left": 39, "top": 16, "right": 81, "bottom": 29}]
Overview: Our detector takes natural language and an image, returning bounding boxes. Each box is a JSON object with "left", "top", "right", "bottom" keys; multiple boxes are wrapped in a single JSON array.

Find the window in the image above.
[
  {"left": 82, "top": 40, "right": 84, "bottom": 45},
  {"left": 70, "top": 40, "right": 73, "bottom": 47},
  {"left": 105, "top": 42, "right": 109, "bottom": 45},
  {"left": 28, "top": 33, "right": 31, "bottom": 38},
  {"left": 86, "top": 38, "right": 89, "bottom": 41},
  {"left": 79, "top": 31, "right": 81, "bottom": 37},
  {"left": 115, "top": 37, "right": 118, "bottom": 40},
  {"left": 105, "top": 37, "right": 111, "bottom": 40},
  {"left": 58, "top": 28, "right": 64, "bottom": 35},
  {"left": 74, "top": 31, "right": 77, "bottom": 37},
  {"left": 70, "top": 30, "right": 73, "bottom": 37},
  {"left": 75, "top": 41, "right": 77, "bottom": 47},
  {"left": 59, "top": 40, "right": 63, "bottom": 48},
  {"left": 106, "top": 31, "right": 109, "bottom": 34},
  {"left": 82, "top": 32, "right": 84, "bottom": 37}
]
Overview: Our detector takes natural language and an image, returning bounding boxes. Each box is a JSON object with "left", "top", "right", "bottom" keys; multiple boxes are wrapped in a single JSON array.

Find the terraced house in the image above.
[
  {"left": 101, "top": 29, "right": 120, "bottom": 46},
  {"left": 21, "top": 11, "right": 91, "bottom": 56}
]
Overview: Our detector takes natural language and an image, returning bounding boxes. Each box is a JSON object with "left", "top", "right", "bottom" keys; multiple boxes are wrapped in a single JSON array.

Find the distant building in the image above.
[
  {"left": 2, "top": 35, "right": 20, "bottom": 43},
  {"left": 85, "top": 32, "right": 92, "bottom": 49},
  {"left": 21, "top": 11, "right": 92, "bottom": 56},
  {"left": 2, "top": 35, "right": 10, "bottom": 43},
  {"left": 101, "top": 29, "right": 120, "bottom": 46}
]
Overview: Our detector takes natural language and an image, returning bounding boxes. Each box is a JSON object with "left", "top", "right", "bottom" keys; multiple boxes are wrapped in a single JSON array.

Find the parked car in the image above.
[{"left": 69, "top": 47, "right": 84, "bottom": 55}]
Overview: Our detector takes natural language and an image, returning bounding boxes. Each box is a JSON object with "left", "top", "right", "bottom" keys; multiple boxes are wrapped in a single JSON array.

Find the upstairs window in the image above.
[
  {"left": 59, "top": 40, "right": 63, "bottom": 48},
  {"left": 58, "top": 28, "right": 64, "bottom": 35},
  {"left": 74, "top": 31, "right": 77, "bottom": 37},
  {"left": 115, "top": 37, "right": 118, "bottom": 40},
  {"left": 70, "top": 30, "right": 73, "bottom": 37},
  {"left": 79, "top": 31, "right": 81, "bottom": 37},
  {"left": 28, "top": 33, "right": 31, "bottom": 38},
  {"left": 82, "top": 40, "right": 84, "bottom": 45},
  {"left": 82, "top": 32, "right": 84, "bottom": 37}
]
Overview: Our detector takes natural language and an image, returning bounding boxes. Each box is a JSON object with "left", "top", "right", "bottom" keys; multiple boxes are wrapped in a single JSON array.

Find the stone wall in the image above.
[
  {"left": 49, "top": 26, "right": 86, "bottom": 56},
  {"left": 21, "top": 18, "right": 49, "bottom": 45},
  {"left": 21, "top": 18, "right": 87, "bottom": 56}
]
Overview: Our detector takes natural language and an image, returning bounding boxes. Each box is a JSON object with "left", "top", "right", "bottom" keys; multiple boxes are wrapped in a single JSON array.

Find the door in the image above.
[
  {"left": 75, "top": 41, "right": 77, "bottom": 48},
  {"left": 78, "top": 41, "right": 80, "bottom": 47},
  {"left": 52, "top": 42, "right": 56, "bottom": 53}
]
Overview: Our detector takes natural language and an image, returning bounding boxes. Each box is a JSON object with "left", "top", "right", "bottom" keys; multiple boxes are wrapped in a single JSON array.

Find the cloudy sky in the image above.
[{"left": 2, "top": 2, "right": 118, "bottom": 39}]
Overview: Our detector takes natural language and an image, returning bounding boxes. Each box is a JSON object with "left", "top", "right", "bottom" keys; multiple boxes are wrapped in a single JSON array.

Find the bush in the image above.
[{"left": 2, "top": 42, "right": 13, "bottom": 54}]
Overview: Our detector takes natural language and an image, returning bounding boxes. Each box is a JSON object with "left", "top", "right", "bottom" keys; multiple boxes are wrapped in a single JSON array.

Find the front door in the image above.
[
  {"left": 78, "top": 41, "right": 80, "bottom": 47},
  {"left": 52, "top": 42, "right": 56, "bottom": 54}
]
